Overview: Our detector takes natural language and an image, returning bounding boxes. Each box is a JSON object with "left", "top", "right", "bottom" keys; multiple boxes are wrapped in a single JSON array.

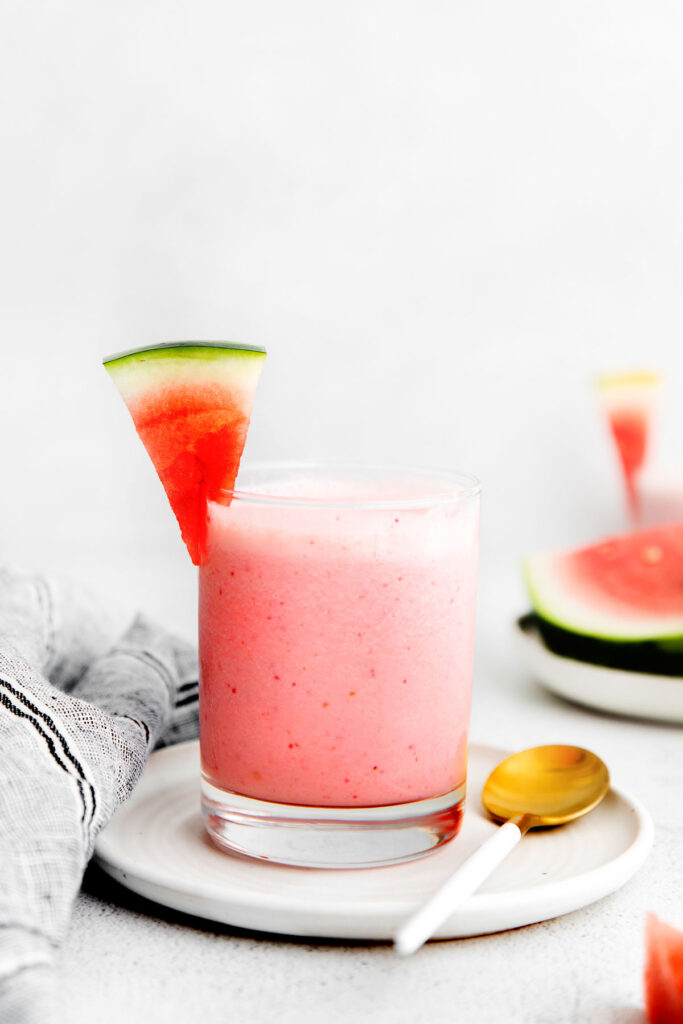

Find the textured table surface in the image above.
[{"left": 57, "top": 563, "right": 680, "bottom": 1024}]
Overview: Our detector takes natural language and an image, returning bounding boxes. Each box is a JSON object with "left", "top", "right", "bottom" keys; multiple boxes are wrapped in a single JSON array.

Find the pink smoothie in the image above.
[{"left": 199, "top": 472, "right": 479, "bottom": 808}]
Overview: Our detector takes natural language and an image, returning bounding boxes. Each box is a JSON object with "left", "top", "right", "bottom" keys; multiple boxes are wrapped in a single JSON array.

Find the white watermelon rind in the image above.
[
  {"left": 104, "top": 342, "right": 266, "bottom": 402},
  {"left": 523, "top": 551, "right": 683, "bottom": 643}
]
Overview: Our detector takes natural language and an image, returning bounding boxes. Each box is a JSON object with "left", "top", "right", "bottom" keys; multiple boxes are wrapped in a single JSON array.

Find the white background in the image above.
[{"left": 2, "top": 1, "right": 683, "bottom": 637}]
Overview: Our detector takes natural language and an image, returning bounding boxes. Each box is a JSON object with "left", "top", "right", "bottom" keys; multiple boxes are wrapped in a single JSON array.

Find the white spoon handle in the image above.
[{"left": 394, "top": 821, "right": 523, "bottom": 956}]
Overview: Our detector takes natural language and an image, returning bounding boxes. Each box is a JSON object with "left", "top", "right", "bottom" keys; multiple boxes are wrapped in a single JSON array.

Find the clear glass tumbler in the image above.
[{"left": 199, "top": 463, "right": 480, "bottom": 868}]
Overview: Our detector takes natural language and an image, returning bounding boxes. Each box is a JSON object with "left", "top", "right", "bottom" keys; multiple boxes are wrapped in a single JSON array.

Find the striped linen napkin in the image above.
[{"left": 0, "top": 568, "right": 198, "bottom": 1024}]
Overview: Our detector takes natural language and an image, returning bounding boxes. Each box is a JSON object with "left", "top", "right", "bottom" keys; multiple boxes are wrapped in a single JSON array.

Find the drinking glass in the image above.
[{"left": 199, "top": 463, "right": 480, "bottom": 868}]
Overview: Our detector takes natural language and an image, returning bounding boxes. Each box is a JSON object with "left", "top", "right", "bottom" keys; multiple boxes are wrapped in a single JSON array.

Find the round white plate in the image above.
[
  {"left": 515, "top": 616, "right": 683, "bottom": 724},
  {"left": 94, "top": 740, "right": 653, "bottom": 941}
]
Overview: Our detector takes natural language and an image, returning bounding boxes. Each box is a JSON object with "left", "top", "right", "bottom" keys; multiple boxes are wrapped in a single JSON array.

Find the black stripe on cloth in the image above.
[
  {"left": 178, "top": 681, "right": 198, "bottom": 694},
  {"left": 0, "top": 675, "right": 96, "bottom": 826},
  {"left": 0, "top": 688, "right": 89, "bottom": 824},
  {"left": 175, "top": 693, "right": 199, "bottom": 709},
  {"left": 120, "top": 715, "right": 150, "bottom": 745}
]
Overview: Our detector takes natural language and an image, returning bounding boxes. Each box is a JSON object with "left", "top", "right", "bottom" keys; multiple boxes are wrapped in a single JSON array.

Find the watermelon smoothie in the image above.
[{"left": 199, "top": 465, "right": 480, "bottom": 864}]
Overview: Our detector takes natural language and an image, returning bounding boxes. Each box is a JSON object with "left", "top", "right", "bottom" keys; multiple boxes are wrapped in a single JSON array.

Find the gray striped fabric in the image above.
[{"left": 0, "top": 568, "right": 198, "bottom": 1023}]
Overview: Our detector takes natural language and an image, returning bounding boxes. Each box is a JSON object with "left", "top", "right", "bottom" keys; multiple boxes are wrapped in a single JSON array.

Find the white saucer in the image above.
[
  {"left": 94, "top": 740, "right": 653, "bottom": 941},
  {"left": 515, "top": 617, "right": 683, "bottom": 724}
]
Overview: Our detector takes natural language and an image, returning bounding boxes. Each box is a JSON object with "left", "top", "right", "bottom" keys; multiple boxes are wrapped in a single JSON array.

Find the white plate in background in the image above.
[{"left": 515, "top": 616, "right": 683, "bottom": 724}]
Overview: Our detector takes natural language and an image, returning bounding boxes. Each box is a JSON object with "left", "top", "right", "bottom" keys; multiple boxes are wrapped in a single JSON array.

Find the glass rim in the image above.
[{"left": 216, "top": 461, "right": 481, "bottom": 510}]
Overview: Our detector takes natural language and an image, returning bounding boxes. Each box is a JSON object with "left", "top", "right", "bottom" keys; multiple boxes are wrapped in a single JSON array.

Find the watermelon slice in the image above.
[
  {"left": 523, "top": 523, "right": 683, "bottom": 674},
  {"left": 645, "top": 914, "right": 683, "bottom": 1023},
  {"left": 597, "top": 371, "right": 661, "bottom": 519},
  {"left": 104, "top": 341, "right": 266, "bottom": 565}
]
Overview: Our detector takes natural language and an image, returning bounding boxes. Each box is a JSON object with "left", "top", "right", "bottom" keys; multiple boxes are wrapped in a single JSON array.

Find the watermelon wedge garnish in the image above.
[
  {"left": 645, "top": 914, "right": 683, "bottom": 1023},
  {"left": 597, "top": 371, "right": 661, "bottom": 519},
  {"left": 104, "top": 341, "right": 266, "bottom": 565}
]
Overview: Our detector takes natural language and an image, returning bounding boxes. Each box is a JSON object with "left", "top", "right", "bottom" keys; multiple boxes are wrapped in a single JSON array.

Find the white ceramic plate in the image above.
[
  {"left": 94, "top": 740, "right": 653, "bottom": 941},
  {"left": 515, "top": 616, "right": 683, "bottom": 724}
]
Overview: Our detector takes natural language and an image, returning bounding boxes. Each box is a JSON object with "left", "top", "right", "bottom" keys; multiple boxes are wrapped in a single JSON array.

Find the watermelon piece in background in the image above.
[
  {"left": 104, "top": 341, "right": 266, "bottom": 566},
  {"left": 596, "top": 371, "right": 661, "bottom": 519},
  {"left": 523, "top": 522, "right": 683, "bottom": 674},
  {"left": 645, "top": 914, "right": 683, "bottom": 1023},
  {"left": 524, "top": 522, "right": 683, "bottom": 640}
]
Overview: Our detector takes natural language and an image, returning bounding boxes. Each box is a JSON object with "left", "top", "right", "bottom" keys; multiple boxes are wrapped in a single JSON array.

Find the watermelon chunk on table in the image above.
[
  {"left": 104, "top": 341, "right": 266, "bottom": 565},
  {"left": 645, "top": 914, "right": 683, "bottom": 1023}
]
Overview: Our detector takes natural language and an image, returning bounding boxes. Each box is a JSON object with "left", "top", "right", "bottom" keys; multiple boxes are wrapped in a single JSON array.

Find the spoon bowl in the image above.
[{"left": 483, "top": 744, "right": 610, "bottom": 831}]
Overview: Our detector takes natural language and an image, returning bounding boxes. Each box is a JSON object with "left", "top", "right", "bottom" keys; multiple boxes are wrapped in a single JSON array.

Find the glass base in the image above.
[{"left": 201, "top": 776, "right": 466, "bottom": 869}]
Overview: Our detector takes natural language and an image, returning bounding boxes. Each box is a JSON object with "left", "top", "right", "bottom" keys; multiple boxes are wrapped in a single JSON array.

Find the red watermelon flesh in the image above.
[
  {"left": 608, "top": 408, "right": 649, "bottom": 514},
  {"left": 565, "top": 526, "right": 683, "bottom": 619},
  {"left": 597, "top": 372, "right": 661, "bottom": 519},
  {"left": 645, "top": 914, "right": 683, "bottom": 1023},
  {"left": 104, "top": 342, "right": 266, "bottom": 565}
]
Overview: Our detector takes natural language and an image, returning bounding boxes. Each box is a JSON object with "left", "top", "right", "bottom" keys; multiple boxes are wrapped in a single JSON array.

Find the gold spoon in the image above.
[{"left": 394, "top": 744, "right": 610, "bottom": 956}]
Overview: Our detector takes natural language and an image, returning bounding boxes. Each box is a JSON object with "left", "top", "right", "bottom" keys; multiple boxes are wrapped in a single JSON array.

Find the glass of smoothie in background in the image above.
[{"left": 199, "top": 463, "right": 481, "bottom": 868}]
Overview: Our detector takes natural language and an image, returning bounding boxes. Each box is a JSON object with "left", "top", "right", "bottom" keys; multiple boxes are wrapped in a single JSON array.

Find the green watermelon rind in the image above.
[
  {"left": 103, "top": 340, "right": 266, "bottom": 366},
  {"left": 523, "top": 555, "right": 683, "bottom": 644},
  {"left": 522, "top": 613, "right": 683, "bottom": 677}
]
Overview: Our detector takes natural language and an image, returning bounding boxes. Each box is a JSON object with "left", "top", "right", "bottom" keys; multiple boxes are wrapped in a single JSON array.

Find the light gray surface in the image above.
[{"left": 57, "top": 570, "right": 679, "bottom": 1024}]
